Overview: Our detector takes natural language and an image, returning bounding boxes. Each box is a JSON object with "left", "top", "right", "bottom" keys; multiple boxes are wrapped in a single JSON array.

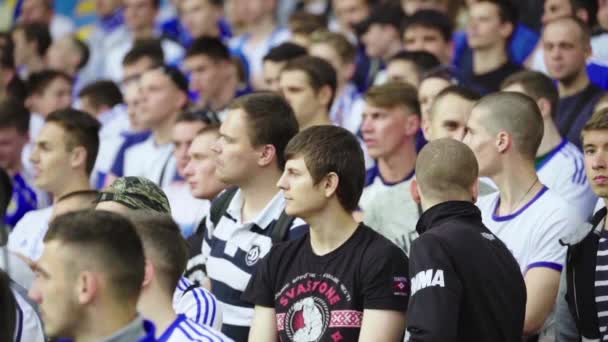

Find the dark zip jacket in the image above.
[{"left": 407, "top": 201, "right": 527, "bottom": 342}]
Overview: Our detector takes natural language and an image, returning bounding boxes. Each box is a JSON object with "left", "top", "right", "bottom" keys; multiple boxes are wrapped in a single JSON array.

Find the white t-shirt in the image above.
[
  {"left": 8, "top": 206, "right": 53, "bottom": 262},
  {"left": 21, "top": 113, "right": 44, "bottom": 184},
  {"left": 537, "top": 139, "right": 598, "bottom": 221},
  {"left": 476, "top": 187, "right": 580, "bottom": 274},
  {"left": 163, "top": 182, "right": 209, "bottom": 238},
  {"left": 123, "top": 136, "right": 177, "bottom": 188},
  {"left": 229, "top": 28, "right": 290, "bottom": 88},
  {"left": 330, "top": 83, "right": 364, "bottom": 134},
  {"left": 359, "top": 166, "right": 420, "bottom": 255}
]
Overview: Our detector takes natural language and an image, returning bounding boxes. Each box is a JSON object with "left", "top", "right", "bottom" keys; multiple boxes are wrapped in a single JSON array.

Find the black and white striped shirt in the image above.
[
  {"left": 201, "top": 189, "right": 308, "bottom": 340},
  {"left": 596, "top": 226, "right": 608, "bottom": 340}
]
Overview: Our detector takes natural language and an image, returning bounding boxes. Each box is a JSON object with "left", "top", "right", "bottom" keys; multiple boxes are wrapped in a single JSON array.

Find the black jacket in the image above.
[
  {"left": 407, "top": 201, "right": 527, "bottom": 342},
  {"left": 561, "top": 207, "right": 608, "bottom": 340}
]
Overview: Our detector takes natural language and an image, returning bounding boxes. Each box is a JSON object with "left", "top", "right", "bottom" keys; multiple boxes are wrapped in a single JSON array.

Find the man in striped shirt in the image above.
[
  {"left": 202, "top": 93, "right": 308, "bottom": 340},
  {"left": 555, "top": 108, "right": 608, "bottom": 341},
  {"left": 128, "top": 212, "right": 230, "bottom": 341}
]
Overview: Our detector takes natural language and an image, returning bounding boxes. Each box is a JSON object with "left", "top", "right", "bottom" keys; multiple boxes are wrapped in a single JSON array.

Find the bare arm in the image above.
[
  {"left": 248, "top": 305, "right": 278, "bottom": 342},
  {"left": 358, "top": 309, "right": 406, "bottom": 341},
  {"left": 523, "top": 267, "right": 561, "bottom": 336}
]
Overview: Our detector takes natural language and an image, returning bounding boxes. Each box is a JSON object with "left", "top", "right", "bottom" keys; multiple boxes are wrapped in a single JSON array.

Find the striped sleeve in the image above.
[{"left": 173, "top": 277, "right": 223, "bottom": 331}]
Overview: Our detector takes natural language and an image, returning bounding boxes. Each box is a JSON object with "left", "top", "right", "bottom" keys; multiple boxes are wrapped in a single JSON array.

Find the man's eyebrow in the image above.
[{"left": 30, "top": 262, "right": 50, "bottom": 277}]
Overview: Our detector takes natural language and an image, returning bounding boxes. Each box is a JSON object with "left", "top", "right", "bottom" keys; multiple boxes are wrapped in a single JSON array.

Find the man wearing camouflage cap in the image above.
[
  {"left": 95, "top": 176, "right": 171, "bottom": 214},
  {"left": 95, "top": 176, "right": 224, "bottom": 332}
]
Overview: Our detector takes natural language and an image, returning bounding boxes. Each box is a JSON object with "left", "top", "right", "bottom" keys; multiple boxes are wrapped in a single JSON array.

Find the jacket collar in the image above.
[{"left": 416, "top": 201, "right": 482, "bottom": 235}]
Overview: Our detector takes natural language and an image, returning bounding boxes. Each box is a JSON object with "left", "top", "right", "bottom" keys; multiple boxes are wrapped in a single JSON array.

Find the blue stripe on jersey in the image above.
[
  {"left": 178, "top": 278, "right": 187, "bottom": 291},
  {"left": 210, "top": 278, "right": 255, "bottom": 308},
  {"left": 193, "top": 285, "right": 204, "bottom": 324},
  {"left": 184, "top": 319, "right": 228, "bottom": 342},
  {"left": 526, "top": 261, "right": 563, "bottom": 273}
]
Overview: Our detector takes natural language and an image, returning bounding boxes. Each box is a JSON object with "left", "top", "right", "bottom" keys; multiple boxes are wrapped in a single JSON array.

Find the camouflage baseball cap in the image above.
[{"left": 95, "top": 177, "right": 171, "bottom": 214}]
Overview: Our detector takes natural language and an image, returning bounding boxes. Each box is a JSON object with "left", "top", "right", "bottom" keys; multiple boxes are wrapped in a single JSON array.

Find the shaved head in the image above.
[
  {"left": 416, "top": 138, "right": 478, "bottom": 203},
  {"left": 474, "top": 92, "right": 544, "bottom": 160}
]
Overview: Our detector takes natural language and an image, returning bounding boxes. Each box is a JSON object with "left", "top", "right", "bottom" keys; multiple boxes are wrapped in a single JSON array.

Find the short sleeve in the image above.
[
  {"left": 527, "top": 214, "right": 575, "bottom": 273},
  {"left": 241, "top": 247, "right": 276, "bottom": 308},
  {"left": 361, "top": 242, "right": 410, "bottom": 311}
]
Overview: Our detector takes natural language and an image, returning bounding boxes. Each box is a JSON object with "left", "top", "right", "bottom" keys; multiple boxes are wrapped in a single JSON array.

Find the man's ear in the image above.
[
  {"left": 318, "top": 85, "right": 333, "bottom": 110},
  {"left": 257, "top": 144, "right": 277, "bottom": 167},
  {"left": 495, "top": 131, "right": 511, "bottom": 154},
  {"left": 142, "top": 260, "right": 154, "bottom": 288},
  {"left": 77, "top": 271, "right": 98, "bottom": 305},
  {"left": 70, "top": 146, "right": 88, "bottom": 171},
  {"left": 323, "top": 172, "right": 340, "bottom": 198},
  {"left": 410, "top": 179, "right": 421, "bottom": 204},
  {"left": 471, "top": 178, "right": 480, "bottom": 203}
]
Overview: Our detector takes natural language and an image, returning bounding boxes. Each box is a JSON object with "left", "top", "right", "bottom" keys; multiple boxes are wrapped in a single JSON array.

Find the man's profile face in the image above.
[
  {"left": 462, "top": 105, "right": 499, "bottom": 177},
  {"left": 277, "top": 157, "right": 326, "bottom": 218},
  {"left": 212, "top": 109, "right": 261, "bottom": 185},
  {"left": 583, "top": 129, "right": 608, "bottom": 198},
  {"left": 418, "top": 77, "right": 451, "bottom": 119},
  {"left": 29, "top": 241, "right": 82, "bottom": 339},
  {"left": 184, "top": 54, "right": 224, "bottom": 100},
  {"left": 139, "top": 69, "right": 186, "bottom": 129},
  {"left": 361, "top": 103, "right": 416, "bottom": 159},
  {"left": 262, "top": 60, "right": 285, "bottom": 93},
  {"left": 30, "top": 122, "right": 74, "bottom": 192},
  {"left": 184, "top": 132, "right": 226, "bottom": 199},
  {"left": 30, "top": 77, "right": 73, "bottom": 117}
]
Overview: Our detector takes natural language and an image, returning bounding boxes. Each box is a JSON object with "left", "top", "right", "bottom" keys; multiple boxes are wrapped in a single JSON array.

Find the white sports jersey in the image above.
[
  {"left": 8, "top": 206, "right": 53, "bottom": 261},
  {"left": 123, "top": 135, "right": 177, "bottom": 188},
  {"left": 157, "top": 314, "right": 233, "bottom": 342},
  {"left": 477, "top": 186, "right": 581, "bottom": 274},
  {"left": 12, "top": 283, "right": 44, "bottom": 342},
  {"left": 537, "top": 139, "right": 597, "bottom": 220},
  {"left": 359, "top": 166, "right": 420, "bottom": 255},
  {"left": 330, "top": 83, "right": 364, "bottom": 134},
  {"left": 173, "top": 277, "right": 223, "bottom": 331},
  {"left": 163, "top": 182, "right": 209, "bottom": 238}
]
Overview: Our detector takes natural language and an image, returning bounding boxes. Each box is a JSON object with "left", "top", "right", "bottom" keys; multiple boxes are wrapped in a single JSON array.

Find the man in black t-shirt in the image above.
[
  {"left": 244, "top": 125, "right": 409, "bottom": 341},
  {"left": 408, "top": 138, "right": 526, "bottom": 341}
]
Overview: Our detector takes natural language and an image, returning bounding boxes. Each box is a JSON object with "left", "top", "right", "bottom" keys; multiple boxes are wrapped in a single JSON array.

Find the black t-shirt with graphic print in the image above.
[{"left": 243, "top": 224, "right": 409, "bottom": 342}]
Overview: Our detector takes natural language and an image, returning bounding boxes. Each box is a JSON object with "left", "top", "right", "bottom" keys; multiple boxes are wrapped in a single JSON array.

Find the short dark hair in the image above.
[
  {"left": 153, "top": 65, "right": 190, "bottom": 96},
  {"left": 228, "top": 93, "right": 299, "bottom": 170},
  {"left": 78, "top": 80, "right": 124, "bottom": 110},
  {"left": 263, "top": 42, "right": 308, "bottom": 63},
  {"left": 475, "top": 92, "right": 544, "bottom": 160},
  {"left": 45, "top": 108, "right": 101, "bottom": 175},
  {"left": 0, "top": 97, "right": 29, "bottom": 134},
  {"left": 27, "top": 69, "right": 73, "bottom": 96},
  {"left": 185, "top": 37, "right": 230, "bottom": 61},
  {"left": 44, "top": 210, "right": 145, "bottom": 304},
  {"left": 501, "top": 70, "right": 559, "bottom": 118},
  {"left": 127, "top": 212, "right": 188, "bottom": 293},
  {"left": 285, "top": 125, "right": 365, "bottom": 211},
  {"left": 365, "top": 81, "right": 421, "bottom": 116},
  {"left": 429, "top": 85, "right": 480, "bottom": 119},
  {"left": 175, "top": 109, "right": 209, "bottom": 124},
  {"left": 122, "top": 39, "right": 164, "bottom": 67},
  {"left": 282, "top": 56, "right": 338, "bottom": 110},
  {"left": 13, "top": 23, "right": 52, "bottom": 57},
  {"left": 388, "top": 50, "right": 441, "bottom": 78},
  {"left": 403, "top": 10, "right": 453, "bottom": 42}
]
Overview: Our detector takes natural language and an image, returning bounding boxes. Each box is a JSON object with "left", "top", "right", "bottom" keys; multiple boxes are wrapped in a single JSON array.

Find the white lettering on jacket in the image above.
[{"left": 411, "top": 269, "right": 445, "bottom": 296}]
